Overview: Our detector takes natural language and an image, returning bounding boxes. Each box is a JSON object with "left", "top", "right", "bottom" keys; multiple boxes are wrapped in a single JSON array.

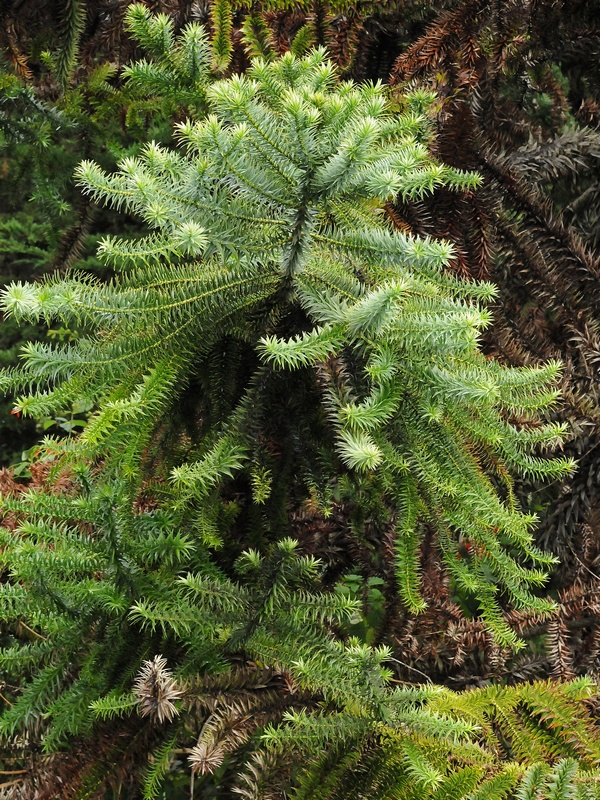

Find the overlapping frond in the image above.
[{"left": 0, "top": 13, "right": 591, "bottom": 799}]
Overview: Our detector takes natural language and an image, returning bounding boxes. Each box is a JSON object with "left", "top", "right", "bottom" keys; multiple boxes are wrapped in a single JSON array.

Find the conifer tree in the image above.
[
  {"left": 0, "top": 3, "right": 206, "bottom": 462},
  {"left": 0, "top": 7, "right": 596, "bottom": 798}
]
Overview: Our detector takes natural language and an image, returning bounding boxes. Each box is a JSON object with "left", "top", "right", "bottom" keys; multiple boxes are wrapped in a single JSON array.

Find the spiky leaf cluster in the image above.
[
  {"left": 1, "top": 46, "right": 572, "bottom": 645},
  {"left": 1, "top": 479, "right": 599, "bottom": 800}
]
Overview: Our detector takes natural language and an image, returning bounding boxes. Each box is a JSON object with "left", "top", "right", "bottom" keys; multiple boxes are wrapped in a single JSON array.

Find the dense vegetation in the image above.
[{"left": 0, "top": 2, "right": 599, "bottom": 798}]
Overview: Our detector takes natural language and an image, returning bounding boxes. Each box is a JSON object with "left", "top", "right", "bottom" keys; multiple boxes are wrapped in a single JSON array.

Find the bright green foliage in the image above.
[
  {"left": 0, "top": 486, "right": 356, "bottom": 749},
  {"left": 1, "top": 46, "right": 572, "bottom": 645},
  {"left": 240, "top": 12, "right": 276, "bottom": 61},
  {"left": 0, "top": 7, "right": 213, "bottom": 464},
  {"left": 0, "top": 14, "right": 592, "bottom": 799},
  {"left": 1, "top": 476, "right": 598, "bottom": 798},
  {"left": 277, "top": 679, "right": 600, "bottom": 800},
  {"left": 210, "top": 0, "right": 234, "bottom": 72},
  {"left": 123, "top": 4, "right": 211, "bottom": 113}
]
